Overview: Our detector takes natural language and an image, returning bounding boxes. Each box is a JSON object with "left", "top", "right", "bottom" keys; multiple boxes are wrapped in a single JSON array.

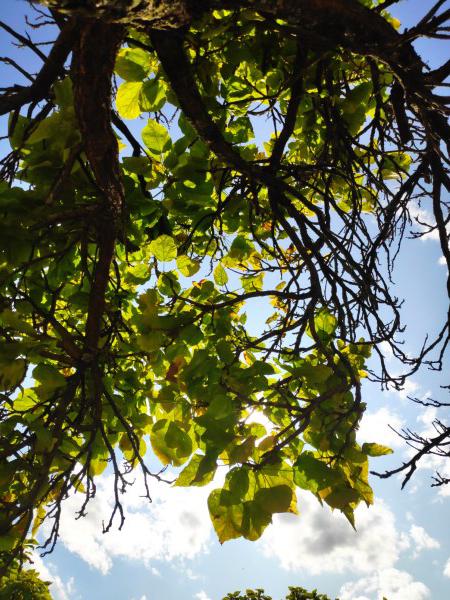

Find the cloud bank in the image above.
[{"left": 42, "top": 474, "right": 213, "bottom": 574}]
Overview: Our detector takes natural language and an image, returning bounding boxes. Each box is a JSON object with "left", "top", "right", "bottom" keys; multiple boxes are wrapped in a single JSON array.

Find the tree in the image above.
[
  {"left": 224, "top": 590, "right": 272, "bottom": 600},
  {"left": 0, "top": 0, "right": 449, "bottom": 568},
  {"left": 0, "top": 569, "right": 52, "bottom": 600},
  {"left": 0, "top": 539, "right": 52, "bottom": 598},
  {"left": 0, "top": 556, "right": 52, "bottom": 600},
  {"left": 223, "top": 586, "right": 335, "bottom": 600}
]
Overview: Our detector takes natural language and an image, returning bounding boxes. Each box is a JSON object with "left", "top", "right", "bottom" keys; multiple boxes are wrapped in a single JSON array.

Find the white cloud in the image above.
[
  {"left": 259, "top": 493, "right": 409, "bottom": 575},
  {"left": 150, "top": 566, "right": 161, "bottom": 577},
  {"left": 394, "top": 378, "right": 420, "bottom": 401},
  {"left": 438, "top": 255, "right": 447, "bottom": 266},
  {"left": 339, "top": 568, "right": 430, "bottom": 600},
  {"left": 381, "top": 377, "right": 421, "bottom": 402},
  {"left": 406, "top": 407, "right": 450, "bottom": 493},
  {"left": 444, "top": 557, "right": 450, "bottom": 578},
  {"left": 379, "top": 340, "right": 394, "bottom": 361},
  {"left": 409, "top": 524, "right": 440, "bottom": 558},
  {"left": 402, "top": 379, "right": 420, "bottom": 400},
  {"left": 436, "top": 484, "right": 450, "bottom": 498},
  {"left": 357, "top": 406, "right": 405, "bottom": 448},
  {"left": 408, "top": 203, "right": 450, "bottom": 242},
  {"left": 42, "top": 474, "right": 213, "bottom": 574},
  {"left": 195, "top": 591, "right": 212, "bottom": 600},
  {"left": 30, "top": 552, "right": 75, "bottom": 600},
  {"left": 407, "top": 483, "right": 420, "bottom": 495},
  {"left": 417, "top": 406, "right": 438, "bottom": 428},
  {"left": 184, "top": 567, "right": 200, "bottom": 580}
]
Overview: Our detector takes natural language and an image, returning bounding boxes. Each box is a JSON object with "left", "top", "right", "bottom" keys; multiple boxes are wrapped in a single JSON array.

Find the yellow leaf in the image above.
[
  {"left": 116, "top": 81, "right": 143, "bottom": 119},
  {"left": 32, "top": 505, "right": 46, "bottom": 538}
]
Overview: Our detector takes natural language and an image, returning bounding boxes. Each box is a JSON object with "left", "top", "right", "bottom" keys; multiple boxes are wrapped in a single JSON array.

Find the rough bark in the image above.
[
  {"left": 34, "top": 0, "right": 429, "bottom": 98},
  {"left": 71, "top": 19, "right": 125, "bottom": 354},
  {"left": 37, "top": 0, "right": 196, "bottom": 27}
]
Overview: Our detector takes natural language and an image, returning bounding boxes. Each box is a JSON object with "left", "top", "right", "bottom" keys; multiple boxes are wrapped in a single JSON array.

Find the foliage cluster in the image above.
[
  {"left": 0, "top": 567, "right": 52, "bottom": 600},
  {"left": 0, "top": 0, "right": 448, "bottom": 568},
  {"left": 223, "top": 586, "right": 335, "bottom": 600}
]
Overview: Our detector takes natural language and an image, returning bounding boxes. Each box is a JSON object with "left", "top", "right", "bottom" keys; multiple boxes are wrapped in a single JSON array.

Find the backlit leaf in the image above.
[
  {"left": 177, "top": 255, "right": 200, "bottom": 277},
  {"left": 0, "top": 359, "right": 26, "bottom": 391},
  {"left": 115, "top": 47, "right": 151, "bottom": 81},
  {"left": 362, "top": 442, "right": 393, "bottom": 457},
  {"left": 142, "top": 119, "right": 171, "bottom": 156},
  {"left": 149, "top": 235, "right": 177, "bottom": 262},
  {"left": 116, "top": 81, "right": 143, "bottom": 119},
  {"left": 214, "top": 263, "right": 229, "bottom": 286}
]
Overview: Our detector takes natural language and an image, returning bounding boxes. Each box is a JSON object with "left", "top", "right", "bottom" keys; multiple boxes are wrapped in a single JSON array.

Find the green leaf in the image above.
[
  {"left": 158, "top": 271, "right": 181, "bottom": 296},
  {"left": 33, "top": 363, "right": 65, "bottom": 387},
  {"left": 207, "top": 466, "right": 296, "bottom": 544},
  {"left": 0, "top": 359, "right": 26, "bottom": 391},
  {"left": 240, "top": 500, "right": 273, "bottom": 541},
  {"left": 8, "top": 113, "right": 30, "bottom": 149},
  {"left": 293, "top": 452, "right": 343, "bottom": 494},
  {"left": 227, "top": 467, "right": 250, "bottom": 499},
  {"left": 115, "top": 48, "right": 151, "bottom": 81},
  {"left": 291, "top": 362, "right": 333, "bottom": 384},
  {"left": 13, "top": 391, "right": 37, "bottom": 412},
  {"left": 216, "top": 340, "right": 235, "bottom": 363},
  {"left": 228, "top": 436, "right": 255, "bottom": 464},
  {"left": 137, "top": 330, "right": 165, "bottom": 352},
  {"left": 241, "top": 273, "right": 263, "bottom": 292},
  {"left": 208, "top": 488, "right": 243, "bottom": 543},
  {"left": 53, "top": 77, "right": 73, "bottom": 109},
  {"left": 142, "top": 119, "right": 171, "bottom": 156},
  {"left": 175, "top": 453, "right": 217, "bottom": 487},
  {"left": 34, "top": 425, "right": 56, "bottom": 454},
  {"left": 322, "top": 486, "right": 360, "bottom": 510},
  {"left": 207, "top": 395, "right": 234, "bottom": 420},
  {"left": 344, "top": 82, "right": 372, "bottom": 110},
  {"left": 0, "top": 309, "right": 35, "bottom": 335},
  {"left": 214, "top": 263, "right": 229, "bottom": 286},
  {"left": 362, "top": 442, "right": 393, "bottom": 457},
  {"left": 122, "top": 156, "right": 152, "bottom": 177},
  {"left": 0, "top": 533, "right": 18, "bottom": 552},
  {"left": 27, "top": 113, "right": 63, "bottom": 145},
  {"left": 177, "top": 255, "right": 200, "bottom": 277},
  {"left": 307, "top": 309, "right": 337, "bottom": 342},
  {"left": 149, "top": 235, "right": 177, "bottom": 262},
  {"left": 150, "top": 419, "right": 193, "bottom": 466},
  {"left": 116, "top": 81, "right": 143, "bottom": 119},
  {"left": 140, "top": 78, "right": 166, "bottom": 112},
  {"left": 228, "top": 236, "right": 254, "bottom": 262},
  {"left": 89, "top": 457, "right": 108, "bottom": 476},
  {"left": 254, "top": 484, "right": 293, "bottom": 514}
]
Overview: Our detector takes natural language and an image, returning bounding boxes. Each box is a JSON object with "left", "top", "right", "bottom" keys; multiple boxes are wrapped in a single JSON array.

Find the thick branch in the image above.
[
  {"left": 269, "top": 43, "right": 306, "bottom": 169},
  {"left": 0, "top": 19, "right": 77, "bottom": 116},
  {"left": 71, "top": 19, "right": 125, "bottom": 353}
]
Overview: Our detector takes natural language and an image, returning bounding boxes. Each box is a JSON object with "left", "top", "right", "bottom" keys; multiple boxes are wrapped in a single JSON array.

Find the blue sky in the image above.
[{"left": 1, "top": 1, "right": 449, "bottom": 599}]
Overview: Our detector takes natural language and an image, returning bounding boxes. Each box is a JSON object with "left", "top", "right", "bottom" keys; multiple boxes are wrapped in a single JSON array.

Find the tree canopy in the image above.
[
  {"left": 223, "top": 586, "right": 335, "bottom": 600},
  {"left": 0, "top": 569, "right": 52, "bottom": 600},
  {"left": 0, "top": 564, "right": 52, "bottom": 600},
  {"left": 0, "top": 0, "right": 449, "bottom": 569}
]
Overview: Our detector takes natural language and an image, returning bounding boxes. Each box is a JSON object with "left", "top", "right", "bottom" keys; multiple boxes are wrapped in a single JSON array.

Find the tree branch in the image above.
[
  {"left": 0, "top": 18, "right": 77, "bottom": 116},
  {"left": 71, "top": 19, "right": 125, "bottom": 354}
]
